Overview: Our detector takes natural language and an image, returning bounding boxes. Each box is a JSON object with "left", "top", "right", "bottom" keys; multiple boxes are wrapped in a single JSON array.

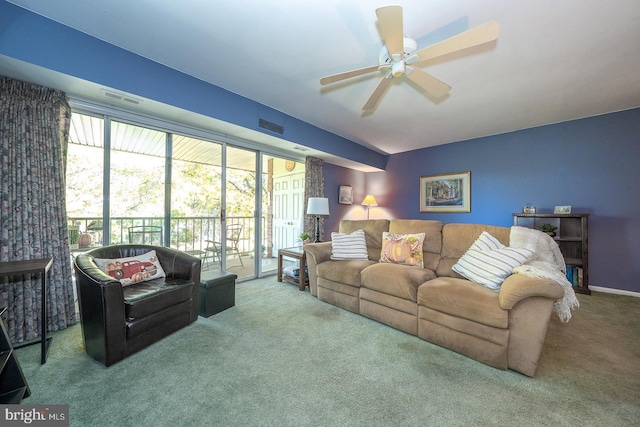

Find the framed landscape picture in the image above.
[{"left": 419, "top": 171, "right": 471, "bottom": 213}]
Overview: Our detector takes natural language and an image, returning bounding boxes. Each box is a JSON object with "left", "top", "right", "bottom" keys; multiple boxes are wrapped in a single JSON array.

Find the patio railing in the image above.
[{"left": 68, "top": 216, "right": 262, "bottom": 256}]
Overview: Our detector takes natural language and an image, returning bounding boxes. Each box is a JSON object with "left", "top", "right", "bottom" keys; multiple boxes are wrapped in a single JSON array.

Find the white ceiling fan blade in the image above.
[
  {"left": 362, "top": 74, "right": 393, "bottom": 111},
  {"left": 405, "top": 67, "right": 451, "bottom": 98},
  {"left": 320, "top": 65, "right": 380, "bottom": 85},
  {"left": 376, "top": 5, "right": 404, "bottom": 60},
  {"left": 413, "top": 20, "right": 499, "bottom": 65}
]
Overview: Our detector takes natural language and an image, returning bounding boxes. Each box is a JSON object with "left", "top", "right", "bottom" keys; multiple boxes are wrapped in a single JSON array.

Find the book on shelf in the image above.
[
  {"left": 577, "top": 267, "right": 583, "bottom": 286},
  {"left": 566, "top": 266, "right": 573, "bottom": 285},
  {"left": 565, "top": 266, "right": 582, "bottom": 287}
]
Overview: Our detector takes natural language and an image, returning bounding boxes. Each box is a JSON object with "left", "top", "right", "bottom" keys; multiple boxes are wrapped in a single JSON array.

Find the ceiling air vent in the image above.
[
  {"left": 258, "top": 118, "right": 284, "bottom": 135},
  {"left": 101, "top": 89, "right": 143, "bottom": 106}
]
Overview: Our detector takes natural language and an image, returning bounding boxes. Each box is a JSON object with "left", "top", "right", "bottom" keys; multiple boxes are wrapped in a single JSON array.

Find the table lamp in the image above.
[
  {"left": 361, "top": 195, "right": 378, "bottom": 219},
  {"left": 307, "top": 197, "right": 329, "bottom": 242}
]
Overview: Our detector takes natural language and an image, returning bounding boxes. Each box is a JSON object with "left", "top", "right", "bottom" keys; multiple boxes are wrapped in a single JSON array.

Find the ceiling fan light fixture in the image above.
[{"left": 391, "top": 61, "right": 405, "bottom": 77}]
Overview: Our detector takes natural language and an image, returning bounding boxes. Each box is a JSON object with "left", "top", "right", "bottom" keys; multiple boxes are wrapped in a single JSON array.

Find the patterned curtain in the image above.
[
  {"left": 0, "top": 76, "right": 76, "bottom": 343},
  {"left": 303, "top": 156, "right": 325, "bottom": 240}
]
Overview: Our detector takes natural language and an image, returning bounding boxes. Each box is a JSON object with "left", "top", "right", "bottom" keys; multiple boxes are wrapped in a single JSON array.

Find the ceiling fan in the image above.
[{"left": 320, "top": 5, "right": 499, "bottom": 111}]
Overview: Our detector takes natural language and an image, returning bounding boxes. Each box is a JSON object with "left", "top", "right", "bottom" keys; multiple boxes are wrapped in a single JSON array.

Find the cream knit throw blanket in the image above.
[{"left": 510, "top": 226, "right": 579, "bottom": 322}]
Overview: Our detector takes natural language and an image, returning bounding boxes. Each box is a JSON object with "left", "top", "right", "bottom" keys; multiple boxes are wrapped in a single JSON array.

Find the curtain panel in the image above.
[
  {"left": 0, "top": 76, "right": 76, "bottom": 342},
  {"left": 303, "top": 156, "right": 325, "bottom": 240}
]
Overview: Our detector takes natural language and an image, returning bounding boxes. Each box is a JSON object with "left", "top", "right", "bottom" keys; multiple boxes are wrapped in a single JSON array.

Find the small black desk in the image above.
[{"left": 0, "top": 257, "right": 54, "bottom": 364}]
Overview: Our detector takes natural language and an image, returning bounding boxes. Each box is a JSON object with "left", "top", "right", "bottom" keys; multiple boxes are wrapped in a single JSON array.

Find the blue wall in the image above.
[
  {"left": 2, "top": 2, "right": 637, "bottom": 293},
  {"left": 0, "top": 1, "right": 385, "bottom": 170},
  {"left": 325, "top": 108, "right": 640, "bottom": 293}
]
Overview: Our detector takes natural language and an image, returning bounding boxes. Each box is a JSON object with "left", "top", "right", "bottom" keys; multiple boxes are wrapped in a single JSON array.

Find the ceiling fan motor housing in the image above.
[{"left": 378, "top": 37, "right": 418, "bottom": 76}]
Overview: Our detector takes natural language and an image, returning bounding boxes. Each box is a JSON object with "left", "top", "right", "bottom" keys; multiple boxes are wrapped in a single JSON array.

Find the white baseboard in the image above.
[{"left": 588, "top": 285, "right": 640, "bottom": 298}]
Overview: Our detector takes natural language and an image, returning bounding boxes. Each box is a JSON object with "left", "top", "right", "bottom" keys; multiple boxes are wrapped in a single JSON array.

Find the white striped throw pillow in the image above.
[
  {"left": 469, "top": 231, "right": 505, "bottom": 251},
  {"left": 330, "top": 229, "right": 369, "bottom": 260},
  {"left": 452, "top": 231, "right": 534, "bottom": 290}
]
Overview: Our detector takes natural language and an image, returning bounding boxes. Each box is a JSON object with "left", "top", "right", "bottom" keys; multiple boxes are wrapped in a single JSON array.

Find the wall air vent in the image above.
[
  {"left": 101, "top": 89, "right": 143, "bottom": 106},
  {"left": 258, "top": 118, "right": 284, "bottom": 135},
  {"left": 293, "top": 146, "right": 310, "bottom": 152}
]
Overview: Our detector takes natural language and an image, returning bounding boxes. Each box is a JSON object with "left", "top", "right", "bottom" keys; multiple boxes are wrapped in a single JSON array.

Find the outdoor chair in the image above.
[
  {"left": 128, "top": 225, "right": 163, "bottom": 245},
  {"left": 203, "top": 224, "right": 244, "bottom": 268}
]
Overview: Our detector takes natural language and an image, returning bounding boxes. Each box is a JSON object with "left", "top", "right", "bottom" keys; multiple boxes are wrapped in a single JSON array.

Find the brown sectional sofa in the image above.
[{"left": 303, "top": 219, "right": 564, "bottom": 376}]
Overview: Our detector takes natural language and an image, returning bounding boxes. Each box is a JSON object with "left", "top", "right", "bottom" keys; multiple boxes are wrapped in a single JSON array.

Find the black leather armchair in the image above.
[{"left": 74, "top": 245, "right": 201, "bottom": 366}]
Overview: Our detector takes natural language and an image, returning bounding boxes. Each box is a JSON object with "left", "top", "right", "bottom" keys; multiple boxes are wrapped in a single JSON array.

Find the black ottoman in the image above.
[{"left": 199, "top": 270, "right": 237, "bottom": 317}]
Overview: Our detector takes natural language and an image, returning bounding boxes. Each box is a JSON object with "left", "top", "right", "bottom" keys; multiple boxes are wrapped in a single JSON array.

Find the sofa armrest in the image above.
[
  {"left": 74, "top": 255, "right": 127, "bottom": 366},
  {"left": 303, "top": 242, "right": 332, "bottom": 297},
  {"left": 498, "top": 274, "right": 565, "bottom": 310},
  {"left": 303, "top": 242, "right": 332, "bottom": 264},
  {"left": 155, "top": 247, "right": 202, "bottom": 283}
]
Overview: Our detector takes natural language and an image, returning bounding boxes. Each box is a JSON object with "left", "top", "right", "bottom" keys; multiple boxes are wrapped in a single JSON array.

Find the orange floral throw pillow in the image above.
[
  {"left": 94, "top": 250, "right": 166, "bottom": 286},
  {"left": 379, "top": 232, "right": 425, "bottom": 268}
]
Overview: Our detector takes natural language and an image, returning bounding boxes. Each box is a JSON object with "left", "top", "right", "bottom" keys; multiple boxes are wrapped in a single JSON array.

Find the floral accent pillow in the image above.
[
  {"left": 379, "top": 232, "right": 425, "bottom": 268},
  {"left": 94, "top": 250, "right": 166, "bottom": 286}
]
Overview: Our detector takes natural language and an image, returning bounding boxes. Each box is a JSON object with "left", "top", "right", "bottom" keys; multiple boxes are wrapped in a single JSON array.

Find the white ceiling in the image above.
[{"left": 6, "top": 0, "right": 640, "bottom": 158}]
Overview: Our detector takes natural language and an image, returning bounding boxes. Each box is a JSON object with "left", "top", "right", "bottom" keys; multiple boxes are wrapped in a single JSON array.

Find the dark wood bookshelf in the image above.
[
  {"left": 0, "top": 307, "right": 31, "bottom": 403},
  {"left": 513, "top": 213, "right": 590, "bottom": 295}
]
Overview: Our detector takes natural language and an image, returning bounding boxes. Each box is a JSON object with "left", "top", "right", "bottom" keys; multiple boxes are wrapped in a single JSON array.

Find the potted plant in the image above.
[
  {"left": 299, "top": 232, "right": 311, "bottom": 244},
  {"left": 539, "top": 224, "right": 557, "bottom": 237},
  {"left": 68, "top": 224, "right": 80, "bottom": 249}
]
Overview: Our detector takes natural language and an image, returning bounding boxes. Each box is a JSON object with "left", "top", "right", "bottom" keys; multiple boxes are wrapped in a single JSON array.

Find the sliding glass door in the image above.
[
  {"left": 225, "top": 146, "right": 257, "bottom": 279},
  {"left": 170, "top": 134, "right": 222, "bottom": 271},
  {"left": 109, "top": 120, "right": 166, "bottom": 244},
  {"left": 66, "top": 111, "right": 305, "bottom": 282},
  {"left": 66, "top": 114, "right": 104, "bottom": 247}
]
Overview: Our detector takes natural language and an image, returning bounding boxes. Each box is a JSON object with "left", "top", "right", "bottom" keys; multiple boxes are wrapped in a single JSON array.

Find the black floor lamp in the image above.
[{"left": 307, "top": 197, "right": 330, "bottom": 242}]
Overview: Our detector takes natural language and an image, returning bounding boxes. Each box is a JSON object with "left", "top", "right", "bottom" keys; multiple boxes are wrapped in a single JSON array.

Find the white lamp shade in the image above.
[{"left": 307, "top": 197, "right": 330, "bottom": 215}]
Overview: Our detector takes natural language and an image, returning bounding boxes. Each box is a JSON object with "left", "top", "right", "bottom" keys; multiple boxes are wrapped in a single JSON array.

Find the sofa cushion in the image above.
[
  {"left": 94, "top": 249, "right": 166, "bottom": 286},
  {"left": 331, "top": 229, "right": 369, "bottom": 260},
  {"left": 123, "top": 278, "right": 194, "bottom": 319},
  {"left": 126, "top": 299, "right": 193, "bottom": 340},
  {"left": 362, "top": 263, "right": 436, "bottom": 302},
  {"left": 453, "top": 246, "right": 534, "bottom": 290},
  {"left": 379, "top": 232, "right": 425, "bottom": 268},
  {"left": 317, "top": 259, "right": 376, "bottom": 287},
  {"left": 417, "top": 277, "right": 508, "bottom": 329}
]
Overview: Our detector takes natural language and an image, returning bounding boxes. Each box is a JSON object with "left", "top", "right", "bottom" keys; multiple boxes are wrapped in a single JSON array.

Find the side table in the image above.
[
  {"left": 0, "top": 257, "right": 54, "bottom": 364},
  {"left": 277, "top": 247, "right": 308, "bottom": 291}
]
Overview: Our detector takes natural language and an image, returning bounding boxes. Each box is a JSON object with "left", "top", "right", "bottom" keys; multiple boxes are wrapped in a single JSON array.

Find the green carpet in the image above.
[{"left": 15, "top": 278, "right": 640, "bottom": 426}]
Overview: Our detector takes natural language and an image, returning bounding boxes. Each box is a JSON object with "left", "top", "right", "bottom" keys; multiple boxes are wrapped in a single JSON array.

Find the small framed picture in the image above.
[
  {"left": 554, "top": 205, "right": 572, "bottom": 214},
  {"left": 339, "top": 185, "right": 353, "bottom": 205}
]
